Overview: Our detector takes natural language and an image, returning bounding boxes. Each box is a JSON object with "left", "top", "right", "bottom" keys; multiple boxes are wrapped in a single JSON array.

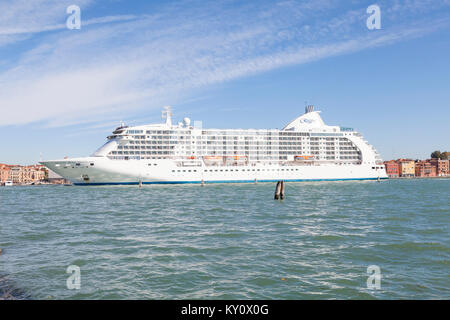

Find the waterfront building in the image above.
[
  {"left": 0, "top": 164, "right": 47, "bottom": 185},
  {"left": 384, "top": 160, "right": 400, "bottom": 178},
  {"left": 0, "top": 164, "right": 11, "bottom": 185},
  {"left": 0, "top": 164, "right": 11, "bottom": 183},
  {"left": 429, "top": 158, "right": 449, "bottom": 176},
  {"left": 9, "top": 166, "right": 22, "bottom": 184},
  {"left": 415, "top": 160, "right": 437, "bottom": 177},
  {"left": 398, "top": 159, "right": 415, "bottom": 178},
  {"left": 21, "top": 165, "right": 46, "bottom": 184}
]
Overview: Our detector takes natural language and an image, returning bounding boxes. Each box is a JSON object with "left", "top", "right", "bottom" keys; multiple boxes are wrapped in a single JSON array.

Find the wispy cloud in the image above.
[
  {"left": 0, "top": 14, "right": 138, "bottom": 36},
  {"left": 0, "top": 0, "right": 449, "bottom": 127}
]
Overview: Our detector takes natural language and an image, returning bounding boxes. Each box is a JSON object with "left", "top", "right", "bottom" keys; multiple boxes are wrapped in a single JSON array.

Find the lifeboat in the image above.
[{"left": 295, "top": 155, "right": 314, "bottom": 161}]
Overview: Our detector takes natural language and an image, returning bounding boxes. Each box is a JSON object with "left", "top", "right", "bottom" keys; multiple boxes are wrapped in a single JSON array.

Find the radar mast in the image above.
[{"left": 162, "top": 106, "right": 172, "bottom": 126}]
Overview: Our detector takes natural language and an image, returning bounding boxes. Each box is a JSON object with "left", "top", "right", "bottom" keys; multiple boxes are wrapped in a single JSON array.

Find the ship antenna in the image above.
[{"left": 305, "top": 104, "right": 314, "bottom": 113}]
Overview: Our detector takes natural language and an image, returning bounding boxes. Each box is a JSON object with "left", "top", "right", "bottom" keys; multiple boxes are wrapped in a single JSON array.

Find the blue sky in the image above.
[{"left": 0, "top": 0, "right": 449, "bottom": 164}]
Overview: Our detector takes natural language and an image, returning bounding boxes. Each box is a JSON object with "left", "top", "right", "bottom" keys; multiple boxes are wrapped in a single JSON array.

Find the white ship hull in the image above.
[
  {"left": 41, "top": 106, "right": 389, "bottom": 185},
  {"left": 42, "top": 157, "right": 388, "bottom": 185}
]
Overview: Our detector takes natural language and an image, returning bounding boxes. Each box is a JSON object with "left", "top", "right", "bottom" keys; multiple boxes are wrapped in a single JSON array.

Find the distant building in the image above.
[
  {"left": 398, "top": 159, "right": 415, "bottom": 178},
  {"left": 9, "top": 166, "right": 22, "bottom": 184},
  {"left": 429, "top": 158, "right": 449, "bottom": 176},
  {"left": 0, "top": 164, "right": 47, "bottom": 185},
  {"left": 384, "top": 160, "right": 399, "bottom": 178},
  {"left": 22, "top": 165, "right": 46, "bottom": 184},
  {"left": 415, "top": 160, "right": 437, "bottom": 177},
  {"left": 0, "top": 164, "right": 11, "bottom": 183}
]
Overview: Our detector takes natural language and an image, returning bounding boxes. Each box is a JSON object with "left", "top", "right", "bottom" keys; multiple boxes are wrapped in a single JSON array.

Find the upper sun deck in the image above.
[
  {"left": 108, "top": 105, "right": 358, "bottom": 139},
  {"left": 282, "top": 105, "right": 352, "bottom": 135}
]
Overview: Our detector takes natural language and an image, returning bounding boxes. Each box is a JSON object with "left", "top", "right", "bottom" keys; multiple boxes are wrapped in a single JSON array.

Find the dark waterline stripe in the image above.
[{"left": 73, "top": 177, "right": 389, "bottom": 186}]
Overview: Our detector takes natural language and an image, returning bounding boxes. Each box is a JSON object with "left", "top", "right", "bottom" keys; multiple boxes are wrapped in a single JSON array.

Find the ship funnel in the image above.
[{"left": 305, "top": 105, "right": 314, "bottom": 113}]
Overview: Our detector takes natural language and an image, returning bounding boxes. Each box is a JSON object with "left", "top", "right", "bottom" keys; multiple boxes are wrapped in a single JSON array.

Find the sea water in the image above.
[{"left": 0, "top": 179, "right": 448, "bottom": 299}]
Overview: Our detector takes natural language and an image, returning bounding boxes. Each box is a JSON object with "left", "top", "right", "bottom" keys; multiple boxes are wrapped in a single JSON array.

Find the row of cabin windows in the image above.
[
  {"left": 171, "top": 168, "right": 301, "bottom": 173},
  {"left": 124, "top": 134, "right": 346, "bottom": 140},
  {"left": 106, "top": 156, "right": 363, "bottom": 164},
  {"left": 117, "top": 145, "right": 359, "bottom": 154},
  {"left": 128, "top": 139, "right": 318, "bottom": 145},
  {"left": 110, "top": 151, "right": 361, "bottom": 159},
  {"left": 126, "top": 131, "right": 343, "bottom": 138},
  {"left": 126, "top": 137, "right": 344, "bottom": 143},
  {"left": 123, "top": 140, "right": 355, "bottom": 149}
]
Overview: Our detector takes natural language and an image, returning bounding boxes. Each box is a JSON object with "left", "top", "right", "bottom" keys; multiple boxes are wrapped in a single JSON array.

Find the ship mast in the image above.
[{"left": 162, "top": 106, "right": 172, "bottom": 127}]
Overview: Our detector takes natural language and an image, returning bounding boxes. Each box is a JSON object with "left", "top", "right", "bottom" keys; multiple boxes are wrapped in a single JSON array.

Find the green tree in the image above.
[
  {"left": 431, "top": 150, "right": 441, "bottom": 159},
  {"left": 440, "top": 151, "right": 450, "bottom": 160}
]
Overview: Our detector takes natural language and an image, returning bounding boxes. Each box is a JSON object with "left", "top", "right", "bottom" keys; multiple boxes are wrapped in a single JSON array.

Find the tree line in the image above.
[{"left": 431, "top": 150, "right": 450, "bottom": 160}]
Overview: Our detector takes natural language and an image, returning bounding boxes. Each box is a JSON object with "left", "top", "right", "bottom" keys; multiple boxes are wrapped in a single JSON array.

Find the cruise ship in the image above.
[{"left": 41, "top": 106, "right": 388, "bottom": 185}]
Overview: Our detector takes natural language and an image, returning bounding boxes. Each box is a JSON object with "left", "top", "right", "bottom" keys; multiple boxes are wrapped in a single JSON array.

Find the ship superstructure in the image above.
[{"left": 41, "top": 106, "right": 387, "bottom": 185}]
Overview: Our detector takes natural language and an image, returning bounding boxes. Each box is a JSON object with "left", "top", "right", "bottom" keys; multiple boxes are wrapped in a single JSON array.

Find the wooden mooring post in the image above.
[{"left": 274, "top": 180, "right": 285, "bottom": 200}]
